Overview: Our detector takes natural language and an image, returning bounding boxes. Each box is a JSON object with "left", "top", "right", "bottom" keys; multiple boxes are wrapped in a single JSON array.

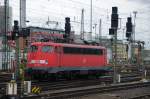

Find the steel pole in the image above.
[
  {"left": 90, "top": 0, "right": 92, "bottom": 41},
  {"left": 3, "top": 0, "right": 10, "bottom": 71},
  {"left": 20, "top": 0, "right": 26, "bottom": 28},
  {"left": 141, "top": 43, "right": 145, "bottom": 79},
  {"left": 20, "top": 0, "right": 27, "bottom": 96},
  {"left": 113, "top": 29, "right": 117, "bottom": 84},
  {"left": 99, "top": 19, "right": 102, "bottom": 44},
  {"left": 94, "top": 24, "right": 97, "bottom": 40},
  {"left": 15, "top": 34, "right": 19, "bottom": 80},
  {"left": 131, "top": 11, "right": 137, "bottom": 65}
]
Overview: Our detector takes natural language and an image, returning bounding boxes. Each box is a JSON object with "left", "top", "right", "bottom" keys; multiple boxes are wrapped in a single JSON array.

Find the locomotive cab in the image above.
[{"left": 28, "top": 43, "right": 56, "bottom": 68}]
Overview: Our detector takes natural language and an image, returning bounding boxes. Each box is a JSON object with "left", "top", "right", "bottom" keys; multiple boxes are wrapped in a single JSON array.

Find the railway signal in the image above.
[
  {"left": 109, "top": 7, "right": 119, "bottom": 35},
  {"left": 6, "top": 20, "right": 19, "bottom": 41},
  {"left": 126, "top": 17, "right": 133, "bottom": 38},
  {"left": 12, "top": 20, "right": 19, "bottom": 40},
  {"left": 19, "top": 28, "right": 30, "bottom": 37},
  {"left": 64, "top": 17, "right": 71, "bottom": 41},
  {"left": 7, "top": 21, "right": 30, "bottom": 41},
  {"left": 125, "top": 17, "right": 135, "bottom": 65},
  {"left": 111, "top": 7, "right": 118, "bottom": 29},
  {"left": 109, "top": 7, "right": 119, "bottom": 84},
  {"left": 109, "top": 28, "right": 115, "bottom": 35},
  {"left": 126, "top": 44, "right": 129, "bottom": 52}
]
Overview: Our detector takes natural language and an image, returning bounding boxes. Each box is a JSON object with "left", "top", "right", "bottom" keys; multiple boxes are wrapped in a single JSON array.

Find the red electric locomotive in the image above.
[{"left": 27, "top": 42, "right": 109, "bottom": 79}]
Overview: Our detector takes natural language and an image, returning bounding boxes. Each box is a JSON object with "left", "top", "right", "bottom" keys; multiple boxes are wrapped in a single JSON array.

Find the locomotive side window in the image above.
[
  {"left": 63, "top": 47, "right": 103, "bottom": 55},
  {"left": 63, "top": 47, "right": 71, "bottom": 53},
  {"left": 30, "top": 45, "right": 38, "bottom": 52},
  {"left": 42, "top": 46, "right": 53, "bottom": 53}
]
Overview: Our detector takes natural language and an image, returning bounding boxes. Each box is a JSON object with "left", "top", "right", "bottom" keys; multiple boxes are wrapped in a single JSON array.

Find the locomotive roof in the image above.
[{"left": 31, "top": 42, "right": 106, "bottom": 49}]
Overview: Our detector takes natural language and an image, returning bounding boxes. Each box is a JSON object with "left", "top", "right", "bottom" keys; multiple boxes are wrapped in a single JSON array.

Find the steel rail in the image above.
[
  {"left": 23, "top": 81, "right": 150, "bottom": 99},
  {"left": 129, "top": 93, "right": 150, "bottom": 99}
]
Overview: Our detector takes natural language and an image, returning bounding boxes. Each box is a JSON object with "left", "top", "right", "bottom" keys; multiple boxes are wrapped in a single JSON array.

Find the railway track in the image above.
[
  {"left": 23, "top": 81, "right": 150, "bottom": 99},
  {"left": 0, "top": 73, "right": 147, "bottom": 99},
  {"left": 0, "top": 73, "right": 12, "bottom": 83},
  {"left": 0, "top": 70, "right": 145, "bottom": 98},
  {"left": 0, "top": 74, "right": 142, "bottom": 94},
  {"left": 28, "top": 74, "right": 142, "bottom": 92},
  {"left": 129, "top": 94, "right": 150, "bottom": 99},
  {"left": 0, "top": 73, "right": 12, "bottom": 95},
  {"left": 33, "top": 79, "right": 111, "bottom": 91}
]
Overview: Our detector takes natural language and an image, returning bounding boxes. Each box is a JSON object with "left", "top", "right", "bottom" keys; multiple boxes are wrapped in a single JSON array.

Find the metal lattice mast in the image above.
[
  {"left": 2, "top": 0, "right": 9, "bottom": 71},
  {"left": 90, "top": 0, "right": 92, "bottom": 41},
  {"left": 131, "top": 11, "right": 137, "bottom": 64},
  {"left": 80, "top": 9, "right": 84, "bottom": 40},
  {"left": 99, "top": 19, "right": 102, "bottom": 44},
  {"left": 20, "top": 0, "right": 26, "bottom": 28},
  {"left": 20, "top": 0, "right": 27, "bottom": 96}
]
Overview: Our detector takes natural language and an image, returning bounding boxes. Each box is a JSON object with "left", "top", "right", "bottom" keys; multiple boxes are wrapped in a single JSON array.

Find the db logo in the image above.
[{"left": 83, "top": 58, "right": 87, "bottom": 64}]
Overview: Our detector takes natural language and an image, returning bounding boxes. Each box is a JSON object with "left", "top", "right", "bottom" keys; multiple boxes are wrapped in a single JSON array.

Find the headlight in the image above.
[{"left": 30, "top": 60, "right": 35, "bottom": 64}]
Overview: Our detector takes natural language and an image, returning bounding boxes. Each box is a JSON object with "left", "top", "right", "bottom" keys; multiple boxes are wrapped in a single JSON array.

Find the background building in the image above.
[
  {"left": 0, "top": 5, "right": 12, "bottom": 70},
  {"left": 143, "top": 50, "right": 150, "bottom": 65},
  {"left": 0, "top": 5, "right": 12, "bottom": 34}
]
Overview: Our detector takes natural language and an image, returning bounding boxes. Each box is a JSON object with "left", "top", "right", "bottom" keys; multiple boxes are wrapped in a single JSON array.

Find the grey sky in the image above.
[
  {"left": 0, "top": 0, "right": 150, "bottom": 48},
  {"left": 130, "top": 0, "right": 150, "bottom": 4}
]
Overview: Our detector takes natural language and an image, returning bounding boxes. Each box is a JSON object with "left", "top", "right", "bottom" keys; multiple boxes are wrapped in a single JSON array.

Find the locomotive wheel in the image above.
[
  {"left": 45, "top": 72, "right": 49, "bottom": 79},
  {"left": 50, "top": 73, "right": 58, "bottom": 81}
]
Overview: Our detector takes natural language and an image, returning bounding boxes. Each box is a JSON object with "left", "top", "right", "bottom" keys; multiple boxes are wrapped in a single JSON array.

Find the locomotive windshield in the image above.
[
  {"left": 42, "top": 46, "right": 53, "bottom": 53},
  {"left": 30, "top": 45, "right": 38, "bottom": 52}
]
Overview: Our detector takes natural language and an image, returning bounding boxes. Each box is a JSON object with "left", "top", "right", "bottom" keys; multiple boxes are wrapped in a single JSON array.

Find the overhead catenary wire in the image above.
[{"left": 6, "top": 0, "right": 150, "bottom": 46}]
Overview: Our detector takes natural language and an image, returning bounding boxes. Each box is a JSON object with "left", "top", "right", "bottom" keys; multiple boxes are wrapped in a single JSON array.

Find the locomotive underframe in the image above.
[{"left": 26, "top": 66, "right": 112, "bottom": 80}]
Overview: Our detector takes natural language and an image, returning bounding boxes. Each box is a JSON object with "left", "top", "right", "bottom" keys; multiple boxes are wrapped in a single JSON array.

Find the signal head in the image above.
[{"left": 112, "top": 7, "right": 118, "bottom": 14}]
